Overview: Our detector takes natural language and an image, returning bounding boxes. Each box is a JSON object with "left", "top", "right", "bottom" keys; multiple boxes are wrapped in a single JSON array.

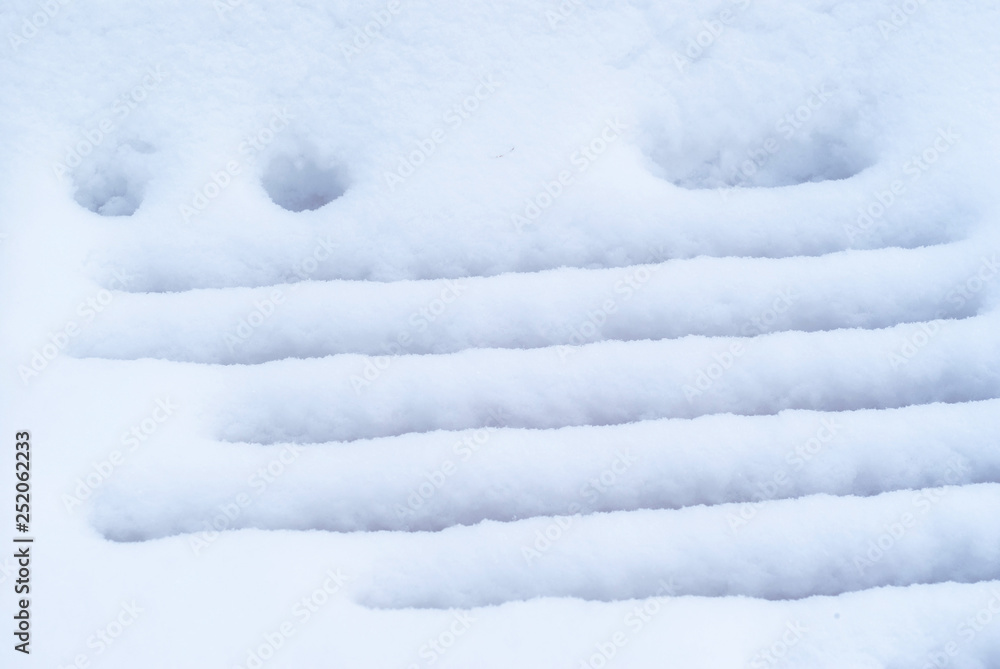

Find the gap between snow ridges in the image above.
[
  {"left": 71, "top": 242, "right": 999, "bottom": 364},
  {"left": 206, "top": 310, "right": 1000, "bottom": 444},
  {"left": 91, "top": 400, "right": 1000, "bottom": 540}
]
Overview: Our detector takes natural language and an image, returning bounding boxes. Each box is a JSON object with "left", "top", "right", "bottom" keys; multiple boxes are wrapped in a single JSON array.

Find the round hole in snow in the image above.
[
  {"left": 72, "top": 142, "right": 152, "bottom": 216},
  {"left": 262, "top": 154, "right": 346, "bottom": 212},
  {"left": 644, "top": 98, "right": 877, "bottom": 190},
  {"left": 649, "top": 130, "right": 873, "bottom": 189}
]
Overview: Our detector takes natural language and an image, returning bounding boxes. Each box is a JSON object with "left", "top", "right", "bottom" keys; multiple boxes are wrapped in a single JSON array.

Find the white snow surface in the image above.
[{"left": 2, "top": 0, "right": 1000, "bottom": 667}]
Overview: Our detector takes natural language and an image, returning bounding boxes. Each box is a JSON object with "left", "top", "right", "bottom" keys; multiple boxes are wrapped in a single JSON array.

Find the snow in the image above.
[{"left": 2, "top": 0, "right": 1000, "bottom": 666}]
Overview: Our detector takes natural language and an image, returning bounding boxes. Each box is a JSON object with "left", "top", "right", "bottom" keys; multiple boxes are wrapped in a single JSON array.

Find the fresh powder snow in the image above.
[{"left": 1, "top": 0, "right": 999, "bottom": 667}]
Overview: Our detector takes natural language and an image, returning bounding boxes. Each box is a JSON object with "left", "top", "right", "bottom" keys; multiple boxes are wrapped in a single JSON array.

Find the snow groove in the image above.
[
  {"left": 94, "top": 193, "right": 974, "bottom": 292},
  {"left": 20, "top": 0, "right": 1000, "bottom": 662},
  {"left": 80, "top": 50, "right": 1000, "bottom": 614},
  {"left": 357, "top": 484, "right": 1000, "bottom": 608},
  {"left": 213, "top": 312, "right": 1000, "bottom": 444},
  {"left": 93, "top": 400, "right": 1000, "bottom": 540},
  {"left": 91, "top": 237, "right": 1000, "bottom": 610},
  {"left": 73, "top": 243, "right": 995, "bottom": 364}
]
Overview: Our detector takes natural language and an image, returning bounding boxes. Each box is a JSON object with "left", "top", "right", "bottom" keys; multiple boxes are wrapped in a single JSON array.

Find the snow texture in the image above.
[{"left": 2, "top": 0, "right": 1000, "bottom": 667}]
